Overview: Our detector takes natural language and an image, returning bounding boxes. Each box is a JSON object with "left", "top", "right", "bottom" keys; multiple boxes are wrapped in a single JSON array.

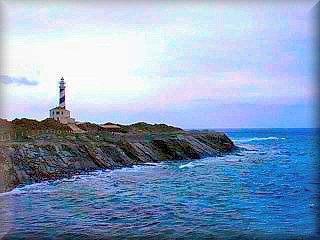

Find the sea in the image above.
[{"left": 0, "top": 128, "right": 319, "bottom": 239}]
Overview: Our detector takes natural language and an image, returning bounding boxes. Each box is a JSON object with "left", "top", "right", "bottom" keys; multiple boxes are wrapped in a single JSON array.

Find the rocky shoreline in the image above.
[{"left": 0, "top": 121, "right": 235, "bottom": 193}]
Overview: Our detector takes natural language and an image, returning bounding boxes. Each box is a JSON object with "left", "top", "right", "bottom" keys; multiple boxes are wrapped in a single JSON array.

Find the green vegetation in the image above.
[
  {"left": 0, "top": 118, "right": 185, "bottom": 143},
  {"left": 128, "top": 122, "right": 183, "bottom": 133},
  {"left": 12, "top": 118, "right": 71, "bottom": 131}
]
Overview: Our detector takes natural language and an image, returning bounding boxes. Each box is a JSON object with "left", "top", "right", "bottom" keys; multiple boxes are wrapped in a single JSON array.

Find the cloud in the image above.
[
  {"left": 0, "top": 75, "right": 38, "bottom": 86},
  {"left": 1, "top": 1, "right": 315, "bottom": 128}
]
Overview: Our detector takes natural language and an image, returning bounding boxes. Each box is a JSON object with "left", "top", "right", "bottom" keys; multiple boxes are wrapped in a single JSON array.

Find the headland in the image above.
[{"left": 0, "top": 118, "right": 235, "bottom": 193}]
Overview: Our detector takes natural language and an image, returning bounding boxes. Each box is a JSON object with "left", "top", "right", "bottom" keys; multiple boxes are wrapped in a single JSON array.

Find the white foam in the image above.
[
  {"left": 111, "top": 165, "right": 147, "bottom": 173},
  {"left": 0, "top": 188, "right": 24, "bottom": 196},
  {"left": 144, "top": 162, "right": 163, "bottom": 167},
  {"left": 0, "top": 169, "right": 116, "bottom": 196},
  {"left": 0, "top": 181, "right": 54, "bottom": 196},
  {"left": 236, "top": 144, "right": 257, "bottom": 151},
  {"left": 179, "top": 162, "right": 195, "bottom": 169},
  {"left": 233, "top": 136, "right": 284, "bottom": 143}
]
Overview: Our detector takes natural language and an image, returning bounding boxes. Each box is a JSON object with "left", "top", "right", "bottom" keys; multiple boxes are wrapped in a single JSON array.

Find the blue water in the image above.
[{"left": 0, "top": 129, "right": 319, "bottom": 239}]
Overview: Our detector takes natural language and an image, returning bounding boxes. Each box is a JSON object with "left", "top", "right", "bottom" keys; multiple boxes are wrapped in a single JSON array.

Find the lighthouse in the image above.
[
  {"left": 49, "top": 77, "right": 75, "bottom": 124},
  {"left": 59, "top": 77, "right": 66, "bottom": 108}
]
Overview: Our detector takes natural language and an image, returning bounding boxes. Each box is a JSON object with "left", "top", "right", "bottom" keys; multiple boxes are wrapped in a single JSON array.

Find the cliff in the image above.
[{"left": 0, "top": 121, "right": 234, "bottom": 193}]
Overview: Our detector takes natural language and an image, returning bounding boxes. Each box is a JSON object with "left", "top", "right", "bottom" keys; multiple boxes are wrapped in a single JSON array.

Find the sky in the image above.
[{"left": 0, "top": 0, "right": 318, "bottom": 128}]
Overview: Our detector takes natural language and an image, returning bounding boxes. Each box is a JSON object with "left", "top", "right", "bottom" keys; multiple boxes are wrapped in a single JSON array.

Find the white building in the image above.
[{"left": 49, "top": 77, "right": 75, "bottom": 124}]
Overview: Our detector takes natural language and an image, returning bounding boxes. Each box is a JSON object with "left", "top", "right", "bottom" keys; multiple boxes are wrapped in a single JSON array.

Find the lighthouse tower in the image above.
[
  {"left": 59, "top": 77, "right": 66, "bottom": 108},
  {"left": 49, "top": 77, "right": 75, "bottom": 124}
]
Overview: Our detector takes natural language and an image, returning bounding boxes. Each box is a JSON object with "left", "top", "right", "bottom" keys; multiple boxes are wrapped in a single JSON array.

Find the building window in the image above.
[
  {"left": 62, "top": 112, "right": 63, "bottom": 115},
  {"left": 56, "top": 111, "right": 60, "bottom": 115}
]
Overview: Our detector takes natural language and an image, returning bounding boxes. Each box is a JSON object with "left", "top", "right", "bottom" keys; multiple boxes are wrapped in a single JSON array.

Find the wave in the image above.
[
  {"left": 179, "top": 161, "right": 205, "bottom": 169},
  {"left": 0, "top": 181, "right": 54, "bottom": 196},
  {"left": 112, "top": 163, "right": 163, "bottom": 173},
  {"left": 1, "top": 163, "right": 168, "bottom": 196},
  {"left": 236, "top": 144, "right": 258, "bottom": 151},
  {"left": 144, "top": 162, "right": 163, "bottom": 167},
  {"left": 179, "top": 162, "right": 195, "bottom": 169},
  {"left": 0, "top": 170, "right": 114, "bottom": 197},
  {"left": 233, "top": 136, "right": 285, "bottom": 143}
]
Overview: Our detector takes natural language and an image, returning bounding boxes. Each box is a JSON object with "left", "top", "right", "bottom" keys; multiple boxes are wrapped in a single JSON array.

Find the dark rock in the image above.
[{"left": 0, "top": 131, "right": 234, "bottom": 193}]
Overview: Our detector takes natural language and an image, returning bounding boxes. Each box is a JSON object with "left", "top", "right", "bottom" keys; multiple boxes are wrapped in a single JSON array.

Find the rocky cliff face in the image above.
[{"left": 0, "top": 131, "right": 234, "bottom": 193}]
